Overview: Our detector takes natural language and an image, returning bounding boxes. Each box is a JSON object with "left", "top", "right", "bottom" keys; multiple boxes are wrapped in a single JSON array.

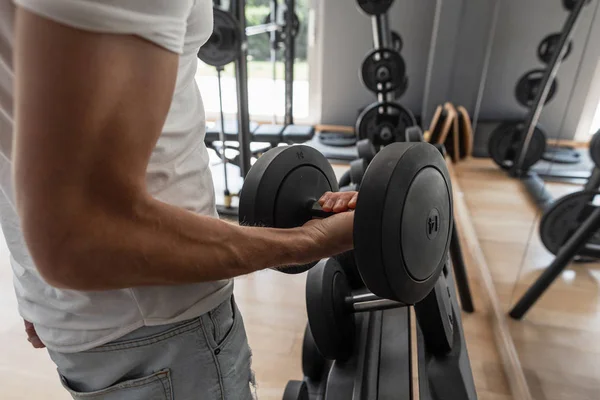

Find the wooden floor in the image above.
[{"left": 454, "top": 159, "right": 600, "bottom": 400}]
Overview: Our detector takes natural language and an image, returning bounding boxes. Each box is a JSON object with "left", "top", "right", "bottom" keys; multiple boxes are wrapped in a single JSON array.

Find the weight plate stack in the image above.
[
  {"left": 538, "top": 33, "right": 573, "bottom": 65},
  {"left": 488, "top": 122, "right": 547, "bottom": 171},
  {"left": 197, "top": 8, "right": 241, "bottom": 67},
  {"left": 360, "top": 48, "right": 406, "bottom": 94},
  {"left": 539, "top": 191, "right": 600, "bottom": 255},
  {"left": 515, "top": 69, "right": 558, "bottom": 108},
  {"left": 238, "top": 146, "right": 339, "bottom": 273},
  {"left": 355, "top": 102, "right": 417, "bottom": 147}
]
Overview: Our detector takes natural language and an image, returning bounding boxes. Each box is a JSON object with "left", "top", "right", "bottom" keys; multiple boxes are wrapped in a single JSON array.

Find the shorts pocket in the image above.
[
  {"left": 59, "top": 369, "right": 173, "bottom": 400},
  {"left": 203, "top": 297, "right": 240, "bottom": 350}
]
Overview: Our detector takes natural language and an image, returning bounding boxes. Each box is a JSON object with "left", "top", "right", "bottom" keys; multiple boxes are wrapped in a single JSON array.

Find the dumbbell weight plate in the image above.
[
  {"left": 414, "top": 274, "right": 454, "bottom": 355},
  {"left": 360, "top": 48, "right": 406, "bottom": 94},
  {"left": 356, "top": 139, "right": 377, "bottom": 162},
  {"left": 355, "top": 102, "right": 417, "bottom": 147},
  {"left": 282, "top": 380, "right": 309, "bottom": 400},
  {"left": 515, "top": 69, "right": 558, "bottom": 108},
  {"left": 306, "top": 258, "right": 355, "bottom": 361},
  {"left": 405, "top": 125, "right": 424, "bottom": 142},
  {"left": 197, "top": 8, "right": 241, "bottom": 67},
  {"left": 239, "top": 145, "right": 339, "bottom": 273},
  {"left": 539, "top": 191, "right": 600, "bottom": 255},
  {"left": 349, "top": 158, "right": 368, "bottom": 185},
  {"left": 355, "top": 143, "right": 453, "bottom": 304},
  {"left": 488, "top": 122, "right": 546, "bottom": 170},
  {"left": 302, "top": 324, "right": 327, "bottom": 380}
]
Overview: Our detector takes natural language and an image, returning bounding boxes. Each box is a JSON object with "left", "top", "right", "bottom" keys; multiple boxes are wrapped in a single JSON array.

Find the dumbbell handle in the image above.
[
  {"left": 309, "top": 201, "right": 336, "bottom": 219},
  {"left": 345, "top": 291, "right": 404, "bottom": 312}
]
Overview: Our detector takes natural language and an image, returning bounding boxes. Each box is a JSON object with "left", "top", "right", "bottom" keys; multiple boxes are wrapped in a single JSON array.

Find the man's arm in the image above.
[{"left": 13, "top": 9, "right": 353, "bottom": 291}]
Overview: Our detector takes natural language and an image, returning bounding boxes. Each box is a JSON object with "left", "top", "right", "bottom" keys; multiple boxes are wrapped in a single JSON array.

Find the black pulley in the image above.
[
  {"left": 562, "top": 0, "right": 591, "bottom": 11},
  {"left": 355, "top": 102, "right": 417, "bottom": 147},
  {"left": 538, "top": 33, "right": 572, "bottom": 65},
  {"left": 360, "top": 48, "right": 406, "bottom": 94},
  {"left": 197, "top": 8, "right": 241, "bottom": 67},
  {"left": 357, "top": 0, "right": 394, "bottom": 15},
  {"left": 488, "top": 122, "right": 547, "bottom": 170},
  {"left": 590, "top": 130, "right": 600, "bottom": 169},
  {"left": 540, "top": 191, "right": 600, "bottom": 255},
  {"left": 391, "top": 30, "right": 403, "bottom": 52},
  {"left": 515, "top": 69, "right": 558, "bottom": 108},
  {"left": 263, "top": 11, "right": 300, "bottom": 44}
]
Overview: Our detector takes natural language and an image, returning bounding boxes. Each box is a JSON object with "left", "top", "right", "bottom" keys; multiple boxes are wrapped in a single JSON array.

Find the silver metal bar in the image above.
[
  {"left": 350, "top": 292, "right": 381, "bottom": 303},
  {"left": 246, "top": 23, "right": 279, "bottom": 36},
  {"left": 352, "top": 298, "right": 402, "bottom": 312}
]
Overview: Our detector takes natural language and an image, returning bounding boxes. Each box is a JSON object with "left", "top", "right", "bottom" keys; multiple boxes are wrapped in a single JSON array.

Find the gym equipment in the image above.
[
  {"left": 563, "top": 0, "right": 592, "bottom": 10},
  {"left": 355, "top": 102, "right": 417, "bottom": 147},
  {"left": 541, "top": 145, "right": 581, "bottom": 164},
  {"left": 538, "top": 33, "right": 573, "bottom": 65},
  {"left": 405, "top": 125, "right": 424, "bottom": 142},
  {"left": 488, "top": 122, "right": 547, "bottom": 171},
  {"left": 306, "top": 258, "right": 455, "bottom": 361},
  {"left": 239, "top": 142, "right": 452, "bottom": 286},
  {"left": 590, "top": 131, "right": 600, "bottom": 168},
  {"left": 261, "top": 11, "right": 300, "bottom": 45},
  {"left": 356, "top": 0, "right": 394, "bottom": 15},
  {"left": 515, "top": 69, "right": 558, "bottom": 108},
  {"left": 333, "top": 251, "right": 364, "bottom": 290},
  {"left": 198, "top": 8, "right": 241, "bottom": 67},
  {"left": 391, "top": 30, "right": 403, "bottom": 52},
  {"left": 349, "top": 158, "right": 368, "bottom": 185},
  {"left": 282, "top": 380, "right": 308, "bottom": 400},
  {"left": 360, "top": 48, "right": 406, "bottom": 94},
  {"left": 356, "top": 138, "right": 377, "bottom": 162},
  {"left": 302, "top": 324, "right": 328, "bottom": 381},
  {"left": 318, "top": 132, "right": 357, "bottom": 147},
  {"left": 539, "top": 191, "right": 600, "bottom": 256}
]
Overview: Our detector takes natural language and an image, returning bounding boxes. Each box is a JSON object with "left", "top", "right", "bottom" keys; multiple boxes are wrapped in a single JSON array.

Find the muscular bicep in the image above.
[{"left": 14, "top": 8, "right": 179, "bottom": 215}]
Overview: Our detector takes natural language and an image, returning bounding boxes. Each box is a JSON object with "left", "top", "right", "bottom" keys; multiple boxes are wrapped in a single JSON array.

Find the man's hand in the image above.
[
  {"left": 304, "top": 211, "right": 354, "bottom": 257},
  {"left": 24, "top": 320, "right": 45, "bottom": 349},
  {"left": 318, "top": 191, "right": 358, "bottom": 213}
]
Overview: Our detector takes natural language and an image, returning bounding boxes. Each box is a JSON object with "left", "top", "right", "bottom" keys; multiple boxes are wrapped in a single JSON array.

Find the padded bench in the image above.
[
  {"left": 205, "top": 120, "right": 260, "bottom": 143},
  {"left": 252, "top": 124, "right": 286, "bottom": 144},
  {"left": 282, "top": 124, "right": 315, "bottom": 143}
]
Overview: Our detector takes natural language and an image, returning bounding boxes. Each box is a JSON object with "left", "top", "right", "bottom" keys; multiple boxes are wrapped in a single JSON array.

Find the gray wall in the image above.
[{"left": 314, "top": 0, "right": 600, "bottom": 141}]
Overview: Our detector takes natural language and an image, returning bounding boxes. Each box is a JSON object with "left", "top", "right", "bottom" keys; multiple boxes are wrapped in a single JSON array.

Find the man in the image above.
[{"left": 0, "top": 1, "right": 356, "bottom": 398}]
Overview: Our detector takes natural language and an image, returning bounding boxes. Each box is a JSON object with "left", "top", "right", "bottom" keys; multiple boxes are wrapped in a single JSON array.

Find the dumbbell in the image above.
[
  {"left": 307, "top": 258, "right": 455, "bottom": 362},
  {"left": 282, "top": 380, "right": 308, "bottom": 400},
  {"left": 239, "top": 143, "right": 453, "bottom": 303},
  {"left": 405, "top": 125, "right": 425, "bottom": 142},
  {"left": 356, "top": 138, "right": 377, "bottom": 163},
  {"left": 302, "top": 324, "right": 328, "bottom": 381},
  {"left": 349, "top": 158, "right": 368, "bottom": 186}
]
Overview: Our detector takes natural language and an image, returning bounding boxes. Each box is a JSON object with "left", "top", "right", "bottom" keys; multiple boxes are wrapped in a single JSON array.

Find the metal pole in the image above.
[
  {"left": 371, "top": 13, "right": 394, "bottom": 103},
  {"left": 510, "top": 0, "right": 587, "bottom": 177},
  {"left": 270, "top": 0, "right": 278, "bottom": 125},
  {"left": 216, "top": 67, "right": 231, "bottom": 207},
  {"left": 352, "top": 298, "right": 402, "bottom": 312},
  {"left": 284, "top": 0, "right": 295, "bottom": 125},
  {"left": 509, "top": 205, "right": 600, "bottom": 319},
  {"left": 233, "top": 0, "right": 252, "bottom": 177}
]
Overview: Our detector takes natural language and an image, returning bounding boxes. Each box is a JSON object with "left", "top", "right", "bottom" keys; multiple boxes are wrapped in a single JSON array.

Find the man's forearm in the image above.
[{"left": 28, "top": 195, "right": 325, "bottom": 291}]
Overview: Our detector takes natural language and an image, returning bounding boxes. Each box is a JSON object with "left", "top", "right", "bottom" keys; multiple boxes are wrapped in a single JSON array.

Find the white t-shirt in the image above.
[{"left": 0, "top": 0, "right": 233, "bottom": 352}]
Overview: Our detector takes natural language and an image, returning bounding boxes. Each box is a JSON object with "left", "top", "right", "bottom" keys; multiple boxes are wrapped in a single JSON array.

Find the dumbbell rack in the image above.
[{"left": 284, "top": 260, "right": 477, "bottom": 400}]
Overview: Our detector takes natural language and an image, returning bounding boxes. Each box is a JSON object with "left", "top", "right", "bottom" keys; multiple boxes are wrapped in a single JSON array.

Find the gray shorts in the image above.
[{"left": 48, "top": 296, "right": 256, "bottom": 400}]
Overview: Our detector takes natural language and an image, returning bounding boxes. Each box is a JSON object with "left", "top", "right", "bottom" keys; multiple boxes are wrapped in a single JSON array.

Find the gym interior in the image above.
[{"left": 3, "top": 0, "right": 600, "bottom": 399}]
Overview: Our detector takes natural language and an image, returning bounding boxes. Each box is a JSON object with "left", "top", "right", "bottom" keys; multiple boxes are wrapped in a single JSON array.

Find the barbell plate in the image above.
[
  {"left": 354, "top": 143, "right": 452, "bottom": 304},
  {"left": 357, "top": 0, "right": 394, "bottom": 15},
  {"left": 515, "top": 69, "right": 558, "bottom": 108},
  {"left": 197, "top": 8, "right": 241, "bottom": 67},
  {"left": 239, "top": 145, "right": 338, "bottom": 273},
  {"left": 355, "top": 102, "right": 417, "bottom": 147},
  {"left": 306, "top": 259, "right": 355, "bottom": 361},
  {"left": 302, "top": 324, "right": 327, "bottom": 380},
  {"left": 360, "top": 48, "right": 406, "bottom": 94},
  {"left": 487, "top": 122, "right": 546, "bottom": 171},
  {"left": 538, "top": 33, "right": 573, "bottom": 65},
  {"left": 562, "top": 0, "right": 591, "bottom": 11}
]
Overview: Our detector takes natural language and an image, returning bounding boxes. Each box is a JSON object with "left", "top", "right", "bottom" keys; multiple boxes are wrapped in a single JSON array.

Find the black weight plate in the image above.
[
  {"left": 355, "top": 102, "right": 417, "bottom": 147},
  {"left": 360, "top": 48, "right": 406, "bottom": 94},
  {"left": 488, "top": 122, "right": 546, "bottom": 170},
  {"left": 539, "top": 191, "right": 600, "bottom": 255},
  {"left": 538, "top": 33, "right": 573, "bottom": 65},
  {"left": 302, "top": 324, "right": 326, "bottom": 380},
  {"left": 306, "top": 259, "right": 355, "bottom": 361},
  {"left": 263, "top": 11, "right": 300, "bottom": 44},
  {"left": 515, "top": 69, "right": 558, "bottom": 108},
  {"left": 414, "top": 275, "right": 454, "bottom": 355},
  {"left": 357, "top": 0, "right": 394, "bottom": 15},
  {"left": 356, "top": 139, "right": 377, "bottom": 162},
  {"left": 198, "top": 8, "right": 241, "bottom": 67},
  {"left": 333, "top": 251, "right": 364, "bottom": 290},
  {"left": 590, "top": 131, "right": 600, "bottom": 169},
  {"left": 349, "top": 158, "right": 367, "bottom": 185},
  {"left": 282, "top": 380, "right": 309, "bottom": 400},
  {"left": 354, "top": 143, "right": 452, "bottom": 304},
  {"left": 391, "top": 30, "right": 404, "bottom": 53},
  {"left": 563, "top": 0, "right": 591, "bottom": 11},
  {"left": 239, "top": 145, "right": 339, "bottom": 273}
]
